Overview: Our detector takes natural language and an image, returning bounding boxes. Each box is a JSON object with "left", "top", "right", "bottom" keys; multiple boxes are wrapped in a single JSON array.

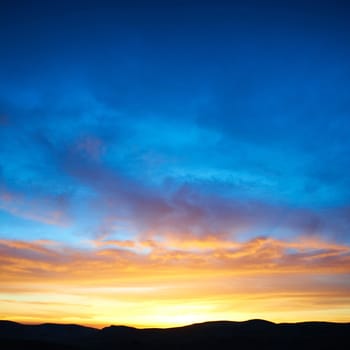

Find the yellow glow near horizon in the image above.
[
  {"left": 1, "top": 236, "right": 350, "bottom": 328},
  {"left": 2, "top": 290, "right": 350, "bottom": 328}
]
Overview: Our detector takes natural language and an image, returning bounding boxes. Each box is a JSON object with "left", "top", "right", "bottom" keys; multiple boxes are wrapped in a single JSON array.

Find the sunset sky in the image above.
[{"left": 1, "top": 0, "right": 350, "bottom": 328}]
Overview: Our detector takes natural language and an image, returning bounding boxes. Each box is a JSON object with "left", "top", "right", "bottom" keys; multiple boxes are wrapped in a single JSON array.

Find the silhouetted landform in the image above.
[{"left": 1, "top": 319, "right": 350, "bottom": 349}]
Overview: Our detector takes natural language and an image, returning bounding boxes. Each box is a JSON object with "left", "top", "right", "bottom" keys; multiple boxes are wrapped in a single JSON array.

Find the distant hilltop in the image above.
[{"left": 1, "top": 319, "right": 350, "bottom": 349}]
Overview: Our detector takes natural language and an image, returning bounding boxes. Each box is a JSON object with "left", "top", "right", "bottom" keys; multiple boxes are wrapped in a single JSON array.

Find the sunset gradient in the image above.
[{"left": 1, "top": 0, "right": 350, "bottom": 328}]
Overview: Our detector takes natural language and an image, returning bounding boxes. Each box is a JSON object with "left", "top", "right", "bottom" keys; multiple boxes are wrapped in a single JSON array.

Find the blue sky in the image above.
[{"left": 1, "top": 0, "right": 350, "bottom": 245}]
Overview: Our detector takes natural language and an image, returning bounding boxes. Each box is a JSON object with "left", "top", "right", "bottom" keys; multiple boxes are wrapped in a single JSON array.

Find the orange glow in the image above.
[{"left": 1, "top": 236, "right": 350, "bottom": 328}]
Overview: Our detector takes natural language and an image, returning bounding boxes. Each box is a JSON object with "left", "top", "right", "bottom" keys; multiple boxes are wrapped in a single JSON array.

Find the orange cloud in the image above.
[{"left": 1, "top": 236, "right": 350, "bottom": 327}]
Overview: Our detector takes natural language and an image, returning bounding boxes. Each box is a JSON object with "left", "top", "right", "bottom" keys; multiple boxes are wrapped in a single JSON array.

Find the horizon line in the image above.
[{"left": 2, "top": 318, "right": 350, "bottom": 330}]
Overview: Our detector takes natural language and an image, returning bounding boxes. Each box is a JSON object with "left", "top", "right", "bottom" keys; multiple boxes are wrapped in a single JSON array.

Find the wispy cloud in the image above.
[
  {"left": 0, "top": 185, "right": 71, "bottom": 226},
  {"left": 1, "top": 236, "right": 349, "bottom": 283},
  {"left": 1, "top": 236, "right": 349, "bottom": 327}
]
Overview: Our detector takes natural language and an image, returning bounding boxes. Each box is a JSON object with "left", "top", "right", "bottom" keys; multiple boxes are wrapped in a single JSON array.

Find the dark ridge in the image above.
[
  {"left": 0, "top": 321, "right": 98, "bottom": 348},
  {"left": 100, "top": 325, "right": 139, "bottom": 339},
  {"left": 243, "top": 318, "right": 276, "bottom": 326},
  {"left": 1, "top": 319, "right": 350, "bottom": 350},
  {"left": 102, "top": 325, "right": 138, "bottom": 332},
  {"left": 0, "top": 320, "right": 21, "bottom": 326},
  {"left": 0, "top": 320, "right": 24, "bottom": 328}
]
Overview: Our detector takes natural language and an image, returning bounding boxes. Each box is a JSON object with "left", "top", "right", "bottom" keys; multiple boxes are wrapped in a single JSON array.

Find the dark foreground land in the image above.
[{"left": 1, "top": 319, "right": 350, "bottom": 350}]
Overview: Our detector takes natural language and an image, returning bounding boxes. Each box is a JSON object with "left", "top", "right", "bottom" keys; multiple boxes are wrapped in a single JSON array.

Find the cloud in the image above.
[
  {"left": 0, "top": 185, "right": 71, "bottom": 226},
  {"left": 1, "top": 235, "right": 349, "bottom": 326},
  {"left": 3, "top": 119, "right": 349, "bottom": 246},
  {"left": 31, "top": 133, "right": 348, "bottom": 243},
  {"left": 0, "top": 235, "right": 349, "bottom": 285},
  {"left": 1, "top": 84, "right": 350, "bottom": 245}
]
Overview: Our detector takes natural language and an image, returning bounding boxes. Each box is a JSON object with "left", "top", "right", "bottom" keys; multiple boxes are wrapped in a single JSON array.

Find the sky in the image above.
[{"left": 1, "top": 0, "right": 350, "bottom": 328}]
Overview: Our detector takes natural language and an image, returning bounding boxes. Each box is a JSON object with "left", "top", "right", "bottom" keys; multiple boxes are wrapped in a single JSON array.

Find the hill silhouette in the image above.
[{"left": 1, "top": 319, "right": 349, "bottom": 349}]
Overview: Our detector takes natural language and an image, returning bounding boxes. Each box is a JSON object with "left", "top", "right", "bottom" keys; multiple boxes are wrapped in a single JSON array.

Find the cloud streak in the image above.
[
  {"left": 0, "top": 185, "right": 71, "bottom": 226},
  {"left": 1, "top": 236, "right": 349, "bottom": 282},
  {"left": 1, "top": 235, "right": 349, "bottom": 327},
  {"left": 34, "top": 135, "right": 348, "bottom": 242}
]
